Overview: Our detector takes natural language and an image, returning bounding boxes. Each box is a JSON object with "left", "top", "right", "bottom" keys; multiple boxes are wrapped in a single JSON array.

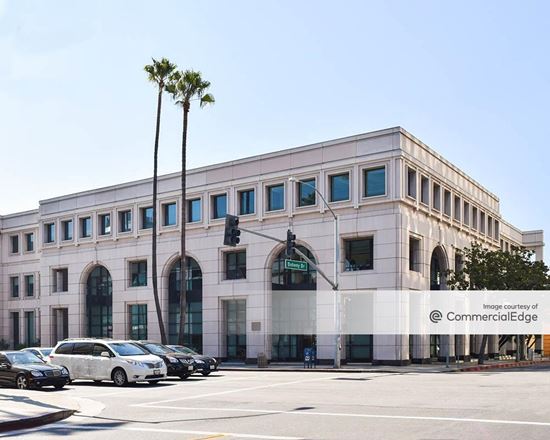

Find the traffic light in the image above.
[
  {"left": 223, "top": 214, "right": 241, "bottom": 246},
  {"left": 286, "top": 229, "right": 296, "bottom": 257}
]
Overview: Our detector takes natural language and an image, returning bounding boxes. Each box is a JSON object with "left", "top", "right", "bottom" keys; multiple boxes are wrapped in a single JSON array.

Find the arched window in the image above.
[{"left": 86, "top": 266, "right": 112, "bottom": 338}]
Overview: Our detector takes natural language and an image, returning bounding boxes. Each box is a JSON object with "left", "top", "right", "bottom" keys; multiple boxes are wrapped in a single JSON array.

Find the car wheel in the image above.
[
  {"left": 112, "top": 368, "right": 128, "bottom": 387},
  {"left": 54, "top": 384, "right": 65, "bottom": 390},
  {"left": 179, "top": 374, "right": 190, "bottom": 380},
  {"left": 201, "top": 371, "right": 211, "bottom": 376},
  {"left": 16, "top": 374, "right": 29, "bottom": 390}
]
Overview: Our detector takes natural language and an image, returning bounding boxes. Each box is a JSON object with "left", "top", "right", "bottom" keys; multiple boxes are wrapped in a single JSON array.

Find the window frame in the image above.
[
  {"left": 44, "top": 222, "right": 56, "bottom": 244},
  {"left": 128, "top": 304, "right": 148, "bottom": 340},
  {"left": 238, "top": 188, "right": 256, "bottom": 216},
  {"left": 211, "top": 193, "right": 228, "bottom": 220},
  {"left": 432, "top": 182, "right": 441, "bottom": 212},
  {"left": 224, "top": 250, "right": 247, "bottom": 280},
  {"left": 328, "top": 172, "right": 351, "bottom": 203},
  {"left": 61, "top": 218, "right": 74, "bottom": 242},
  {"left": 24, "top": 232, "right": 35, "bottom": 253},
  {"left": 362, "top": 166, "right": 387, "bottom": 199},
  {"left": 129, "top": 260, "right": 148, "bottom": 287},
  {"left": 443, "top": 189, "right": 452, "bottom": 217},
  {"left": 98, "top": 212, "right": 112, "bottom": 236},
  {"left": 24, "top": 274, "right": 35, "bottom": 297},
  {"left": 52, "top": 268, "right": 69, "bottom": 293},
  {"left": 162, "top": 202, "right": 177, "bottom": 227},
  {"left": 79, "top": 216, "right": 92, "bottom": 239},
  {"left": 406, "top": 166, "right": 417, "bottom": 200},
  {"left": 10, "top": 276, "right": 20, "bottom": 298},
  {"left": 453, "top": 195, "right": 461, "bottom": 222},
  {"left": 139, "top": 206, "right": 154, "bottom": 230},
  {"left": 409, "top": 236, "right": 422, "bottom": 273},
  {"left": 343, "top": 236, "right": 374, "bottom": 272},
  {"left": 420, "top": 175, "right": 430, "bottom": 206},
  {"left": 265, "top": 183, "right": 285, "bottom": 212},
  {"left": 118, "top": 209, "right": 133, "bottom": 234},
  {"left": 10, "top": 235, "right": 19, "bottom": 254},
  {"left": 296, "top": 177, "right": 318, "bottom": 208},
  {"left": 187, "top": 198, "right": 202, "bottom": 223}
]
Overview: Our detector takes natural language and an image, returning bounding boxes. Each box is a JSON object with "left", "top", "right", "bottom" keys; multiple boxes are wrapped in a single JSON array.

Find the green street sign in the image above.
[{"left": 284, "top": 259, "right": 308, "bottom": 271}]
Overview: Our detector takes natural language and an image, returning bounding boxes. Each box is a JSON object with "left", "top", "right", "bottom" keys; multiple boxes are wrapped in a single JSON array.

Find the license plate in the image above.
[
  {"left": 154, "top": 369, "right": 160, "bottom": 375},
  {"left": 188, "top": 366, "right": 193, "bottom": 371}
]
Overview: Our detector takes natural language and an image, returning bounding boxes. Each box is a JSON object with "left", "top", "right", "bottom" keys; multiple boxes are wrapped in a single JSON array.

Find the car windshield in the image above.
[
  {"left": 7, "top": 352, "right": 44, "bottom": 364},
  {"left": 174, "top": 346, "right": 198, "bottom": 355},
  {"left": 109, "top": 343, "right": 148, "bottom": 357},
  {"left": 40, "top": 349, "right": 52, "bottom": 357},
  {"left": 144, "top": 343, "right": 172, "bottom": 355}
]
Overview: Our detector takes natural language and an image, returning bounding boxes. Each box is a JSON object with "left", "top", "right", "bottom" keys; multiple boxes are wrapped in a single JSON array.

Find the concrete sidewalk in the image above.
[
  {"left": 220, "top": 358, "right": 550, "bottom": 374},
  {"left": 0, "top": 389, "right": 85, "bottom": 433}
]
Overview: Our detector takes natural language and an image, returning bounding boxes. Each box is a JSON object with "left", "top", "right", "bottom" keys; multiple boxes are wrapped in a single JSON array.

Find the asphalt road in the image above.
[{"left": 4, "top": 365, "right": 550, "bottom": 440}]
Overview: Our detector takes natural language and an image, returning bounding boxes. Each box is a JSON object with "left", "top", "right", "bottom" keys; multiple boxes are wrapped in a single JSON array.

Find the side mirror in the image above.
[{"left": 100, "top": 351, "right": 111, "bottom": 358}]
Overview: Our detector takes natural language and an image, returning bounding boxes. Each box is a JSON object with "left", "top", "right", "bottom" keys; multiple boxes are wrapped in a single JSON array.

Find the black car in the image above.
[
  {"left": 168, "top": 345, "right": 219, "bottom": 376},
  {"left": 0, "top": 351, "right": 70, "bottom": 390},
  {"left": 133, "top": 341, "right": 195, "bottom": 379}
]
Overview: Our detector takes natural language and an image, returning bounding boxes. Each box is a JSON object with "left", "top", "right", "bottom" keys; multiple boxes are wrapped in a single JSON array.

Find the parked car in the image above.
[
  {"left": 0, "top": 350, "right": 69, "bottom": 390},
  {"left": 22, "top": 347, "right": 53, "bottom": 361},
  {"left": 133, "top": 341, "right": 195, "bottom": 380},
  {"left": 167, "top": 345, "right": 219, "bottom": 376},
  {"left": 48, "top": 339, "right": 167, "bottom": 387}
]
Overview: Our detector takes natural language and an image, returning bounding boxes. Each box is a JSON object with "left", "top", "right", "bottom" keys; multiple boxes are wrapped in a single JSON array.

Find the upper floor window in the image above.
[
  {"left": 488, "top": 216, "right": 493, "bottom": 237},
  {"left": 62, "top": 219, "right": 73, "bottom": 241},
  {"left": 480, "top": 211, "right": 486, "bottom": 234},
  {"left": 407, "top": 167, "right": 417, "bottom": 199},
  {"left": 80, "top": 217, "right": 92, "bottom": 238},
  {"left": 329, "top": 173, "right": 350, "bottom": 202},
  {"left": 298, "top": 179, "right": 316, "bottom": 207},
  {"left": 188, "top": 198, "right": 201, "bottom": 222},
  {"left": 432, "top": 183, "right": 441, "bottom": 211},
  {"left": 225, "top": 250, "right": 247, "bottom": 280},
  {"left": 130, "top": 260, "right": 147, "bottom": 287},
  {"left": 163, "top": 203, "right": 177, "bottom": 227},
  {"left": 494, "top": 220, "right": 500, "bottom": 240},
  {"left": 420, "top": 176, "right": 429, "bottom": 205},
  {"left": 239, "top": 189, "right": 255, "bottom": 215},
  {"left": 212, "top": 194, "right": 227, "bottom": 219},
  {"left": 53, "top": 268, "right": 69, "bottom": 293},
  {"left": 25, "top": 274, "right": 34, "bottom": 297},
  {"left": 472, "top": 206, "right": 478, "bottom": 230},
  {"left": 10, "top": 235, "right": 19, "bottom": 254},
  {"left": 267, "top": 184, "right": 285, "bottom": 211},
  {"left": 364, "top": 167, "right": 385, "bottom": 198},
  {"left": 344, "top": 237, "right": 373, "bottom": 271},
  {"left": 25, "top": 233, "right": 34, "bottom": 252},
  {"left": 443, "top": 190, "right": 451, "bottom": 217},
  {"left": 119, "top": 210, "right": 132, "bottom": 233},
  {"left": 453, "top": 196, "right": 461, "bottom": 222},
  {"left": 463, "top": 201, "right": 470, "bottom": 226},
  {"left": 140, "top": 207, "right": 153, "bottom": 229},
  {"left": 44, "top": 223, "right": 55, "bottom": 243},
  {"left": 99, "top": 213, "right": 111, "bottom": 235},
  {"left": 409, "top": 237, "right": 421, "bottom": 272},
  {"left": 10, "top": 276, "right": 19, "bottom": 298}
]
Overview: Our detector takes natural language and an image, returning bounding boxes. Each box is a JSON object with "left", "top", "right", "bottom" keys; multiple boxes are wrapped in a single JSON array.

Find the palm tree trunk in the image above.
[
  {"left": 178, "top": 103, "right": 189, "bottom": 346},
  {"left": 152, "top": 87, "right": 167, "bottom": 344}
]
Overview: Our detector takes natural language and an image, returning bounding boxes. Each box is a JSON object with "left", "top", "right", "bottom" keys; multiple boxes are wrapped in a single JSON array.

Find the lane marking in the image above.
[
  {"left": 142, "top": 405, "right": 550, "bottom": 427},
  {"left": 6, "top": 423, "right": 304, "bottom": 440},
  {"left": 133, "top": 376, "right": 335, "bottom": 407}
]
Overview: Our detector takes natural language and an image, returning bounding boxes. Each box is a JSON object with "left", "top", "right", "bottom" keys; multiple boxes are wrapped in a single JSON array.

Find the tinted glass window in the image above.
[
  {"left": 144, "top": 343, "right": 171, "bottom": 355},
  {"left": 81, "top": 217, "right": 92, "bottom": 238},
  {"left": 7, "top": 351, "right": 43, "bottom": 364},
  {"left": 164, "top": 203, "right": 177, "bottom": 226},
  {"left": 72, "top": 342, "right": 94, "bottom": 355},
  {"left": 92, "top": 344, "right": 111, "bottom": 357},
  {"left": 226, "top": 251, "right": 247, "bottom": 280},
  {"left": 55, "top": 343, "right": 74, "bottom": 355},
  {"left": 26, "top": 233, "right": 34, "bottom": 251},
  {"left": 45, "top": 223, "right": 55, "bottom": 243},
  {"left": 212, "top": 195, "right": 227, "bottom": 219},
  {"left": 130, "top": 261, "right": 147, "bottom": 287},
  {"left": 119, "top": 210, "right": 132, "bottom": 232},
  {"left": 364, "top": 167, "right": 386, "bottom": 197},
  {"left": 141, "top": 207, "right": 153, "bottom": 229},
  {"left": 99, "top": 214, "right": 111, "bottom": 235},
  {"left": 109, "top": 342, "right": 148, "bottom": 356},
  {"left": 62, "top": 220, "right": 73, "bottom": 240},
  {"left": 344, "top": 238, "right": 374, "bottom": 271},
  {"left": 239, "top": 190, "right": 255, "bottom": 215},
  {"left": 267, "top": 184, "right": 284, "bottom": 211},
  {"left": 298, "top": 179, "right": 316, "bottom": 207},
  {"left": 330, "top": 173, "right": 349, "bottom": 202},
  {"left": 188, "top": 199, "right": 201, "bottom": 222}
]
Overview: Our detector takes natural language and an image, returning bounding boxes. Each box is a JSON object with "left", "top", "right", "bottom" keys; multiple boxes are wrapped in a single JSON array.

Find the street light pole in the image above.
[{"left": 289, "top": 177, "right": 341, "bottom": 369}]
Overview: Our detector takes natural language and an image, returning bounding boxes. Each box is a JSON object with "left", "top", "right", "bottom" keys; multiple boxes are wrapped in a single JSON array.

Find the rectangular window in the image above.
[
  {"left": 363, "top": 167, "right": 385, "bottom": 198},
  {"left": 11, "top": 312, "right": 20, "bottom": 347},
  {"left": 463, "top": 202, "right": 470, "bottom": 226},
  {"left": 432, "top": 183, "right": 441, "bottom": 211},
  {"left": 44, "top": 223, "right": 55, "bottom": 243},
  {"left": 129, "top": 304, "right": 148, "bottom": 340},
  {"left": 25, "top": 233, "right": 34, "bottom": 252},
  {"left": 163, "top": 203, "right": 177, "bottom": 226},
  {"left": 80, "top": 217, "right": 92, "bottom": 238},
  {"left": 212, "top": 194, "right": 227, "bottom": 219},
  {"left": 494, "top": 220, "right": 500, "bottom": 240},
  {"left": 10, "top": 235, "right": 19, "bottom": 254},
  {"left": 330, "top": 173, "right": 350, "bottom": 202},
  {"left": 407, "top": 167, "right": 417, "bottom": 199},
  {"left": 480, "top": 211, "right": 486, "bottom": 234},
  {"left": 99, "top": 213, "right": 111, "bottom": 235},
  {"left": 454, "top": 196, "right": 461, "bottom": 221},
  {"left": 119, "top": 210, "right": 132, "bottom": 233},
  {"left": 298, "top": 179, "right": 316, "bottom": 206},
  {"left": 53, "top": 268, "right": 69, "bottom": 293},
  {"left": 409, "top": 237, "right": 421, "bottom": 272},
  {"left": 239, "top": 189, "right": 255, "bottom": 215},
  {"left": 10, "top": 276, "right": 19, "bottom": 298},
  {"left": 188, "top": 198, "right": 201, "bottom": 222},
  {"left": 344, "top": 237, "right": 374, "bottom": 271},
  {"left": 25, "top": 275, "right": 34, "bottom": 297},
  {"left": 420, "top": 176, "right": 429, "bottom": 205},
  {"left": 472, "top": 207, "right": 478, "bottom": 230},
  {"left": 488, "top": 216, "right": 493, "bottom": 237},
  {"left": 140, "top": 207, "right": 153, "bottom": 229},
  {"left": 25, "top": 311, "right": 35, "bottom": 347},
  {"left": 443, "top": 190, "right": 451, "bottom": 216},
  {"left": 225, "top": 250, "right": 247, "bottom": 280},
  {"left": 62, "top": 219, "right": 73, "bottom": 241},
  {"left": 267, "top": 184, "right": 285, "bottom": 211},
  {"left": 130, "top": 261, "right": 147, "bottom": 287}
]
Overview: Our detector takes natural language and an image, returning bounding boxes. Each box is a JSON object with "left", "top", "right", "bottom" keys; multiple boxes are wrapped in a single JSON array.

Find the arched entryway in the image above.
[
  {"left": 430, "top": 246, "right": 448, "bottom": 359},
  {"left": 86, "top": 266, "right": 112, "bottom": 338},
  {"left": 271, "top": 245, "right": 317, "bottom": 361},
  {"left": 168, "top": 257, "right": 203, "bottom": 351}
]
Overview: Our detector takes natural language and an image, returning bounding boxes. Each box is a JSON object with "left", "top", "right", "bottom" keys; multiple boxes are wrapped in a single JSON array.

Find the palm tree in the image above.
[
  {"left": 166, "top": 70, "right": 214, "bottom": 346},
  {"left": 144, "top": 57, "right": 177, "bottom": 344}
]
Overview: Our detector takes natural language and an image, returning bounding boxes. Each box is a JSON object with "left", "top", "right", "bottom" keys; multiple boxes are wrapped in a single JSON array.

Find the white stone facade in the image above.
[{"left": 0, "top": 127, "right": 544, "bottom": 364}]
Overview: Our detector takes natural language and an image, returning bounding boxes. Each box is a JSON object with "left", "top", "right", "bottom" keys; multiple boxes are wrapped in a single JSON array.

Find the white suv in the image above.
[{"left": 48, "top": 339, "right": 167, "bottom": 386}]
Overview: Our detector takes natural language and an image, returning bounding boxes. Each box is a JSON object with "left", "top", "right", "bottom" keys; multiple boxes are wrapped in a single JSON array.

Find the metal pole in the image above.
[{"left": 334, "top": 215, "right": 341, "bottom": 369}]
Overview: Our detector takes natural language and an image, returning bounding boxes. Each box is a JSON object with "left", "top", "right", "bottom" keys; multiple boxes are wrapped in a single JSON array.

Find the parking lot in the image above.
[{"left": 3, "top": 365, "right": 550, "bottom": 440}]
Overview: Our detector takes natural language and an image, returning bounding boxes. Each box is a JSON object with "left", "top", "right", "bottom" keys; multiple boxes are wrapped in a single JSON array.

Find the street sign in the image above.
[{"left": 284, "top": 259, "right": 308, "bottom": 271}]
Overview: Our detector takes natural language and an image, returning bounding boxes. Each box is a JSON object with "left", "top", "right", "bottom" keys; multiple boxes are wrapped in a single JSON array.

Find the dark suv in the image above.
[{"left": 133, "top": 341, "right": 195, "bottom": 379}]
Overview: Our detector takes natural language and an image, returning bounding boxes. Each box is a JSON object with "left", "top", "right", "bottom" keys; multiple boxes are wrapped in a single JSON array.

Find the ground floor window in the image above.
[
  {"left": 11, "top": 312, "right": 20, "bottom": 348},
  {"left": 129, "top": 304, "right": 147, "bottom": 340},
  {"left": 345, "top": 335, "right": 372, "bottom": 362},
  {"left": 25, "top": 311, "right": 35, "bottom": 347},
  {"left": 272, "top": 334, "right": 316, "bottom": 362}
]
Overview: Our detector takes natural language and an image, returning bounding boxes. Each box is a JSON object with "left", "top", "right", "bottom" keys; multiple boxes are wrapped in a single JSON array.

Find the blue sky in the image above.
[{"left": 1, "top": 0, "right": 548, "bottom": 259}]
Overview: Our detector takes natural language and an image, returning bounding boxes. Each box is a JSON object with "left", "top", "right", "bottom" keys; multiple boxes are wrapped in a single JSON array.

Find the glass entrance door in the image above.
[{"left": 226, "top": 300, "right": 246, "bottom": 361}]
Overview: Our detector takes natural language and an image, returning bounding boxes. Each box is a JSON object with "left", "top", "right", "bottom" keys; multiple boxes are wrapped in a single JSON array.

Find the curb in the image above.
[
  {"left": 457, "top": 360, "right": 550, "bottom": 372},
  {"left": 221, "top": 367, "right": 408, "bottom": 373},
  {"left": 0, "top": 409, "right": 76, "bottom": 433}
]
